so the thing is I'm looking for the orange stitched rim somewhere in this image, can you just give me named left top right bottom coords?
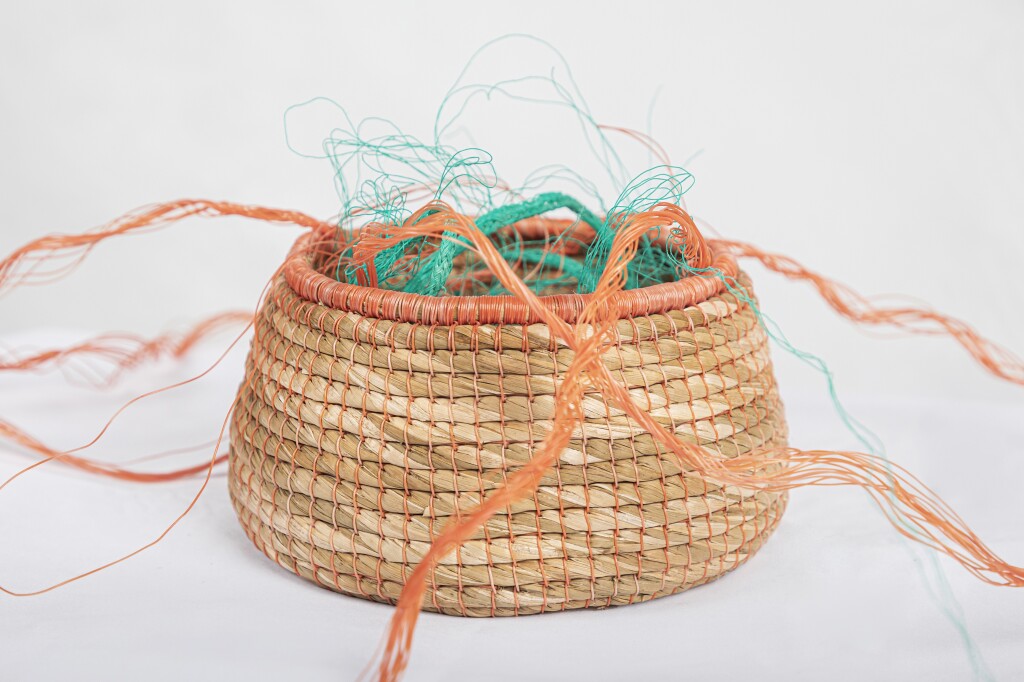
left=283, top=224, right=737, bottom=325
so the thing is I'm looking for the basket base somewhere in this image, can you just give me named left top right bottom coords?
left=229, top=478, right=787, bottom=618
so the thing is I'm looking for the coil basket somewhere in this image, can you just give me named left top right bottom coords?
left=228, top=222, right=789, bottom=616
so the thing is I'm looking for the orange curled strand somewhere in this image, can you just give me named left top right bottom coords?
left=0, top=420, right=229, bottom=483
left=0, top=200, right=336, bottom=295
left=712, top=239, right=1024, bottom=386
left=0, top=311, right=251, bottom=386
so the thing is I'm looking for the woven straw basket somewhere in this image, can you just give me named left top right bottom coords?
left=228, top=223, right=789, bottom=616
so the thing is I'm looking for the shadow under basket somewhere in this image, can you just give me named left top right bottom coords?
left=228, top=225, right=789, bottom=617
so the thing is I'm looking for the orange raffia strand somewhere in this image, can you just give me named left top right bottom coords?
left=0, top=389, right=237, bottom=597
left=0, top=418, right=229, bottom=483
left=0, top=308, right=258, bottom=485
left=367, top=205, right=1024, bottom=681
left=0, top=310, right=250, bottom=481
left=0, top=261, right=286, bottom=596
left=597, top=123, right=674, bottom=170
left=0, top=311, right=251, bottom=385
left=710, top=238, right=1024, bottom=385
left=0, top=199, right=338, bottom=295
left=0, top=201, right=336, bottom=481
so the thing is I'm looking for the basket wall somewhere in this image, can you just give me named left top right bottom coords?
left=228, top=272, right=788, bottom=616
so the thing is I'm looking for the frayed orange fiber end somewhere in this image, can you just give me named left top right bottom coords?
left=711, top=239, right=1024, bottom=386
left=0, top=311, right=251, bottom=386
left=0, top=200, right=335, bottom=295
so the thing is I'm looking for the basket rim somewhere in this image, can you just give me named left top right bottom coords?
left=282, top=224, right=737, bottom=325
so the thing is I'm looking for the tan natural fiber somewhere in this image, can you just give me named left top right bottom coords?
left=227, top=231, right=788, bottom=616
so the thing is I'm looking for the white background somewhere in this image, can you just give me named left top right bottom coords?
left=1, top=2, right=1023, bottom=680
